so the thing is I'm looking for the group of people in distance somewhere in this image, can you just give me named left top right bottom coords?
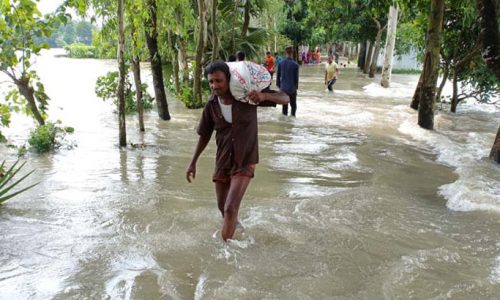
left=186, top=46, right=339, bottom=242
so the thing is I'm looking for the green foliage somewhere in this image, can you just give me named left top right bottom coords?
left=25, top=121, right=75, bottom=153
left=0, top=0, right=69, bottom=128
left=440, top=0, right=498, bottom=104
left=28, top=123, right=58, bottom=153
left=91, top=25, right=117, bottom=59
left=36, top=20, right=94, bottom=47
left=392, top=68, right=422, bottom=74
left=64, top=43, right=97, bottom=58
left=0, top=160, right=38, bottom=205
left=280, top=0, right=310, bottom=46
left=176, top=85, right=198, bottom=109
left=95, top=71, right=154, bottom=114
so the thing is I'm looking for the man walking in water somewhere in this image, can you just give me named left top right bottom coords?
left=277, top=45, right=299, bottom=116
left=325, top=55, right=339, bottom=92
left=186, top=61, right=289, bottom=241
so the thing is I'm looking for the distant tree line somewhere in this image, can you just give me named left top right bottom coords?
left=35, top=20, right=94, bottom=48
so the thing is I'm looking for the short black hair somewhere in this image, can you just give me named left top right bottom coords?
left=204, top=60, right=231, bottom=81
left=236, top=51, right=245, bottom=61
left=266, top=51, right=271, bottom=55
left=227, top=54, right=237, bottom=62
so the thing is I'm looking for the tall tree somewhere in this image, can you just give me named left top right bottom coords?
left=380, top=5, right=399, bottom=87
left=363, top=40, right=373, bottom=73
left=417, top=0, right=445, bottom=130
left=369, top=18, right=387, bottom=78
left=128, top=1, right=145, bottom=132
left=117, top=0, right=126, bottom=146
left=211, top=0, right=218, bottom=61
left=193, top=0, right=207, bottom=108
left=145, top=0, right=171, bottom=120
left=476, top=0, right=500, bottom=163
left=281, top=0, right=310, bottom=61
left=0, top=0, right=66, bottom=126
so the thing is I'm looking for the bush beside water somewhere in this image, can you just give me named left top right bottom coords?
left=64, top=43, right=97, bottom=58
left=28, top=122, right=75, bottom=154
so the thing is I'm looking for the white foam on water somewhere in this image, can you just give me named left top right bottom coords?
left=105, top=251, right=171, bottom=300
left=398, top=108, right=500, bottom=214
left=363, top=81, right=417, bottom=99
left=490, top=253, right=500, bottom=284
left=194, top=273, right=207, bottom=300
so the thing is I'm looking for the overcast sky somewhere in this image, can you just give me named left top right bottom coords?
left=37, top=0, right=64, bottom=14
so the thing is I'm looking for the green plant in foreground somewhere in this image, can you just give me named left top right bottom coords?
left=28, top=123, right=57, bottom=153
left=27, top=122, right=75, bottom=154
left=0, top=160, right=38, bottom=205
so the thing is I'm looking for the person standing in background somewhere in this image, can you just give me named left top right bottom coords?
left=265, top=51, right=276, bottom=81
left=274, top=52, right=283, bottom=67
left=325, top=55, right=339, bottom=92
left=236, top=51, right=245, bottom=61
left=277, top=45, right=299, bottom=116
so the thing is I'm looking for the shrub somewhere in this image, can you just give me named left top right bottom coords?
left=28, top=123, right=58, bottom=153
left=95, top=72, right=154, bottom=114
left=64, top=43, right=97, bottom=58
left=27, top=122, right=74, bottom=154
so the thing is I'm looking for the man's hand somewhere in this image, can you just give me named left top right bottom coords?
left=248, top=90, right=266, bottom=104
left=186, top=164, right=196, bottom=183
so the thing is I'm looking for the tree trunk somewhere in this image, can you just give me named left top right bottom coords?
left=345, top=42, right=350, bottom=59
left=145, top=0, right=171, bottom=120
left=381, top=5, right=399, bottom=87
left=358, top=41, right=367, bottom=69
left=364, top=42, right=373, bottom=74
left=178, top=37, right=189, bottom=85
left=417, top=0, right=444, bottom=130
left=230, top=0, right=239, bottom=54
left=211, top=0, right=218, bottom=61
left=476, top=0, right=500, bottom=162
left=167, top=31, right=180, bottom=94
left=130, top=13, right=144, bottom=132
left=241, top=0, right=250, bottom=38
left=117, top=0, right=126, bottom=146
left=490, top=126, right=500, bottom=163
left=369, top=20, right=387, bottom=78
left=193, top=0, right=207, bottom=107
left=15, top=77, right=45, bottom=126
left=410, top=72, right=423, bottom=110
left=450, top=70, right=459, bottom=113
left=477, top=0, right=500, bottom=80
left=132, top=59, right=144, bottom=131
left=435, top=60, right=449, bottom=104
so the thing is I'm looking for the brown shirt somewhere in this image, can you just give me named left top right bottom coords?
left=197, top=92, right=276, bottom=177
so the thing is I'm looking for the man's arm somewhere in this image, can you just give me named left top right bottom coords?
left=248, top=90, right=289, bottom=105
left=186, top=134, right=211, bottom=182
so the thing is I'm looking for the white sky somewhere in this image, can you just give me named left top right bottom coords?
left=37, top=0, right=64, bottom=15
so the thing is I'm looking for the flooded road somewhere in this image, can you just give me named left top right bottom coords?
left=1, top=50, right=499, bottom=299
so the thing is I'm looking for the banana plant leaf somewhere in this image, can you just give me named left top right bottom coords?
left=0, top=160, right=39, bottom=205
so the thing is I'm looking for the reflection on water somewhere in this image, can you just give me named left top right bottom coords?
left=1, top=49, right=500, bottom=299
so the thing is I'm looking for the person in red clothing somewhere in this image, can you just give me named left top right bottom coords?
left=186, top=60, right=289, bottom=241
left=265, top=51, right=276, bottom=80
